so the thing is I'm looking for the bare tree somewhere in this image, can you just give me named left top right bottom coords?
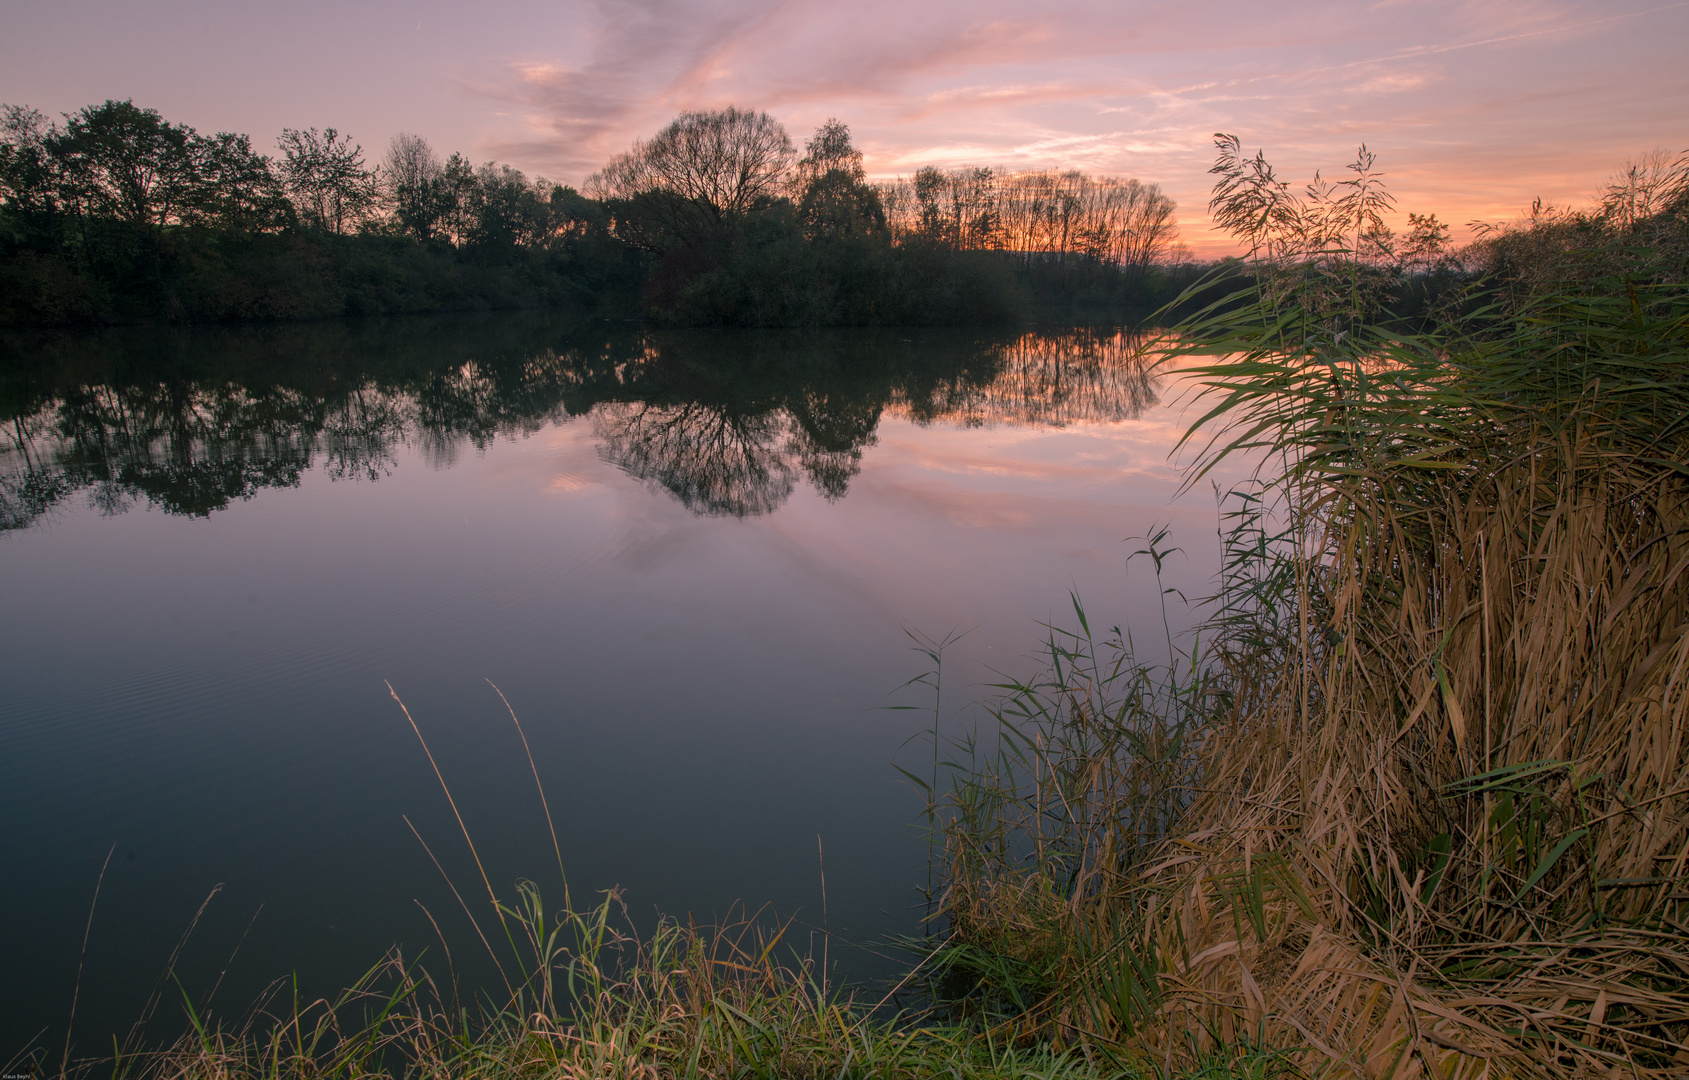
left=277, top=127, right=377, bottom=234
left=879, top=166, right=1177, bottom=269
left=384, top=132, right=453, bottom=241
left=587, top=107, right=793, bottom=251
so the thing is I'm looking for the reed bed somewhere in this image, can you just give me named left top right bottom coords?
left=925, top=141, right=1689, bottom=1077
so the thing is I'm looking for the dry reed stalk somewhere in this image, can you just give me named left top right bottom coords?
left=930, top=138, right=1689, bottom=1078
left=1120, top=437, right=1689, bottom=1078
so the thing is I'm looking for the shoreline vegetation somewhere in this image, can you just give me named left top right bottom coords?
left=10, top=136, right=1689, bottom=1079
left=0, top=102, right=1207, bottom=328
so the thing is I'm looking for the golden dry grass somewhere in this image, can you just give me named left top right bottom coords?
left=928, top=140, right=1689, bottom=1078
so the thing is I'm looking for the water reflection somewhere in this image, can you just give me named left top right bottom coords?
left=1, top=318, right=1157, bottom=528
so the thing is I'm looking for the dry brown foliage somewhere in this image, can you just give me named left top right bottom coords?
left=930, top=137, right=1689, bottom=1078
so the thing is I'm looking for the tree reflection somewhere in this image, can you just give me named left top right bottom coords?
left=116, top=457, right=307, bottom=516
left=0, top=317, right=1161, bottom=529
left=595, top=402, right=797, bottom=517
left=901, top=328, right=1159, bottom=427
left=590, top=332, right=900, bottom=516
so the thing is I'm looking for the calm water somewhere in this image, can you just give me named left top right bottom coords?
left=0, top=315, right=1224, bottom=1059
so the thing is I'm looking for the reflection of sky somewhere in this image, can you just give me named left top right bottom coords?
left=4, top=0, right=1685, bottom=254
left=0, top=368, right=1243, bottom=1051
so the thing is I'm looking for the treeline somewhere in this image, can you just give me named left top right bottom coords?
left=585, top=111, right=1190, bottom=325
left=879, top=166, right=1178, bottom=269
left=0, top=100, right=1194, bottom=327
left=0, top=100, right=635, bottom=325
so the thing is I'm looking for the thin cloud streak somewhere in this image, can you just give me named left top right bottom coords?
left=3, top=0, right=1681, bottom=255
left=465, top=0, right=1686, bottom=252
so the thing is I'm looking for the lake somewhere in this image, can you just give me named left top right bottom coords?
left=0, top=315, right=1226, bottom=1060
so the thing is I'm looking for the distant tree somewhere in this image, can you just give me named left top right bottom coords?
left=1395, top=211, right=1455, bottom=275
left=436, top=151, right=477, bottom=244
left=277, top=127, right=377, bottom=235
left=0, top=105, right=58, bottom=245
left=49, top=100, right=199, bottom=232
left=587, top=106, right=794, bottom=251
left=883, top=166, right=1177, bottom=269
left=184, top=131, right=291, bottom=232
left=548, top=182, right=604, bottom=236
left=384, top=132, right=454, bottom=242
left=907, top=166, right=1000, bottom=249
left=465, top=162, right=552, bottom=250
left=790, top=119, right=885, bottom=241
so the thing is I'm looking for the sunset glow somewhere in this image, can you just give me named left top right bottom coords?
left=4, top=0, right=1686, bottom=254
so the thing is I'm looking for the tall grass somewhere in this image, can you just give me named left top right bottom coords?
left=20, top=683, right=1198, bottom=1080
left=27, top=137, right=1687, bottom=1080
left=923, top=139, right=1689, bottom=1077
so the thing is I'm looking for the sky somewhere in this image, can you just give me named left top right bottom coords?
left=3, top=0, right=1686, bottom=254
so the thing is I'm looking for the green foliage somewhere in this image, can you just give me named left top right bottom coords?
left=0, top=102, right=643, bottom=326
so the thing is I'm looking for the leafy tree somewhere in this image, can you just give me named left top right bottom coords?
left=184, top=131, right=291, bottom=232
left=436, top=151, right=478, bottom=244
left=49, top=100, right=199, bottom=232
left=465, top=162, right=550, bottom=250
left=0, top=105, right=58, bottom=248
left=790, top=118, right=885, bottom=241
left=277, top=127, right=377, bottom=235
left=1395, top=212, right=1455, bottom=275
left=19, top=102, right=291, bottom=239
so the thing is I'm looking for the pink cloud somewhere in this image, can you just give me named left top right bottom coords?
left=11, top=0, right=1674, bottom=257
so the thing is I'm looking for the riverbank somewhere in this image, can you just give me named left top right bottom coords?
left=30, top=887, right=1287, bottom=1080
left=913, top=140, right=1689, bottom=1078
left=0, top=234, right=1207, bottom=329
left=16, top=139, right=1687, bottom=1080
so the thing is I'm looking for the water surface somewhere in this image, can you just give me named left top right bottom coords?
left=0, top=316, right=1223, bottom=1060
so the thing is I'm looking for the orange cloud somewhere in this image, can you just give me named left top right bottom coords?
left=460, top=0, right=1687, bottom=256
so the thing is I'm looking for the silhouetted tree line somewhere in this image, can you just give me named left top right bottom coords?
left=587, top=110, right=1194, bottom=325
left=879, top=167, right=1179, bottom=270
left=0, top=316, right=1157, bottom=525
left=0, top=100, right=637, bottom=325
left=0, top=100, right=1197, bottom=327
